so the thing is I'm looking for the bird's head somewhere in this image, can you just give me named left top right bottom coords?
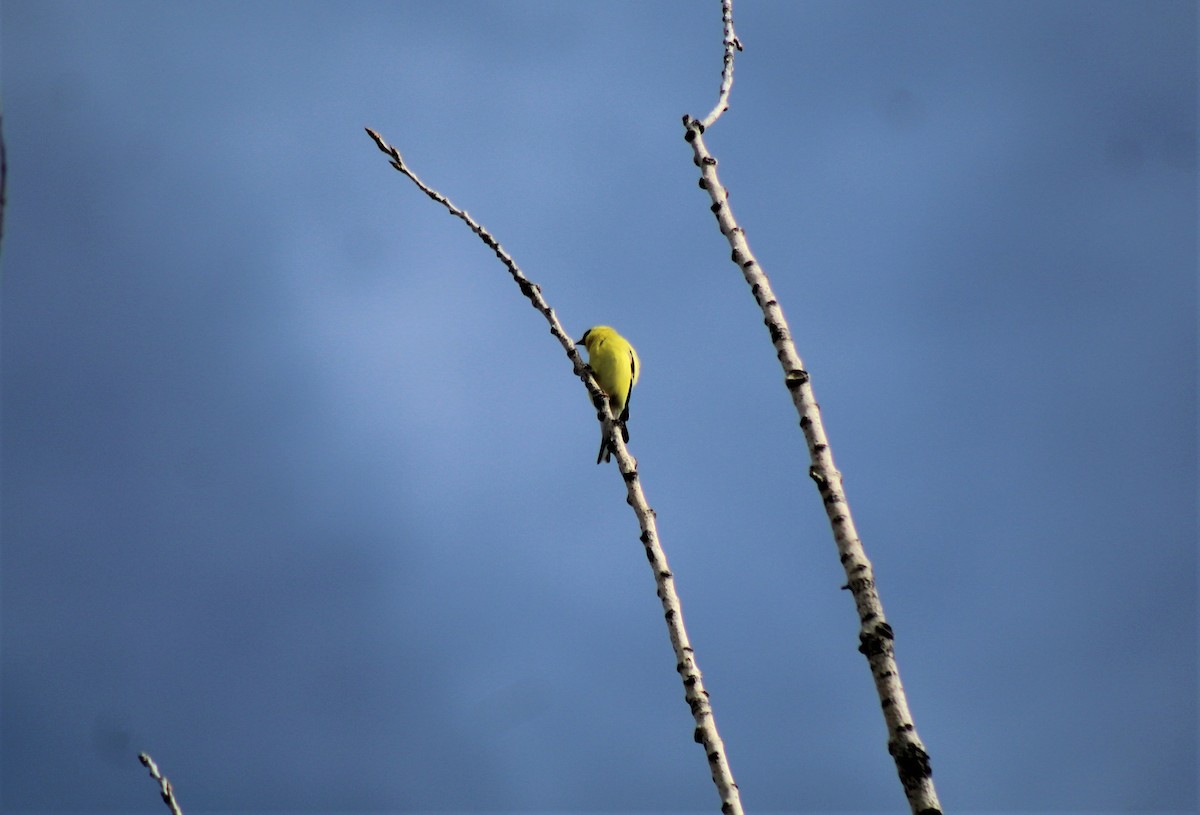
left=576, top=325, right=616, bottom=352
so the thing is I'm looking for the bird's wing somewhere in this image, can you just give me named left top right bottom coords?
left=618, top=347, right=635, bottom=423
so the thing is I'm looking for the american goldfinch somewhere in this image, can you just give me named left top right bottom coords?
left=576, top=325, right=640, bottom=464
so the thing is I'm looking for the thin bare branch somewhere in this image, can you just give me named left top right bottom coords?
left=698, top=0, right=743, bottom=129
left=364, top=128, right=587, bottom=380
left=138, top=752, right=185, bottom=815
left=364, top=127, right=745, bottom=815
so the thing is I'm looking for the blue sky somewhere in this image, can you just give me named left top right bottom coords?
left=2, top=2, right=1196, bottom=813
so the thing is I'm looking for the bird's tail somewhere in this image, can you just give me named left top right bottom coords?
left=596, top=420, right=630, bottom=464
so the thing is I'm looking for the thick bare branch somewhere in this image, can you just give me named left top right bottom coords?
left=679, top=111, right=943, bottom=815
left=681, top=3, right=943, bottom=810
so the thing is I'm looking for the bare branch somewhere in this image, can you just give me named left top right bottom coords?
left=138, top=753, right=185, bottom=815
left=680, top=107, right=943, bottom=815
left=697, top=0, right=743, bottom=129
left=681, top=3, right=943, bottom=807
left=364, top=128, right=746, bottom=815
left=363, top=128, right=591, bottom=384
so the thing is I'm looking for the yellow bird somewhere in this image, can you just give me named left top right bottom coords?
left=576, top=325, right=640, bottom=464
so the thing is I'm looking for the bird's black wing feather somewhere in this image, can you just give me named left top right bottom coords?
left=618, top=347, right=636, bottom=423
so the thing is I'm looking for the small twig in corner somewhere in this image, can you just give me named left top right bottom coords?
left=138, top=752, right=185, bottom=815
